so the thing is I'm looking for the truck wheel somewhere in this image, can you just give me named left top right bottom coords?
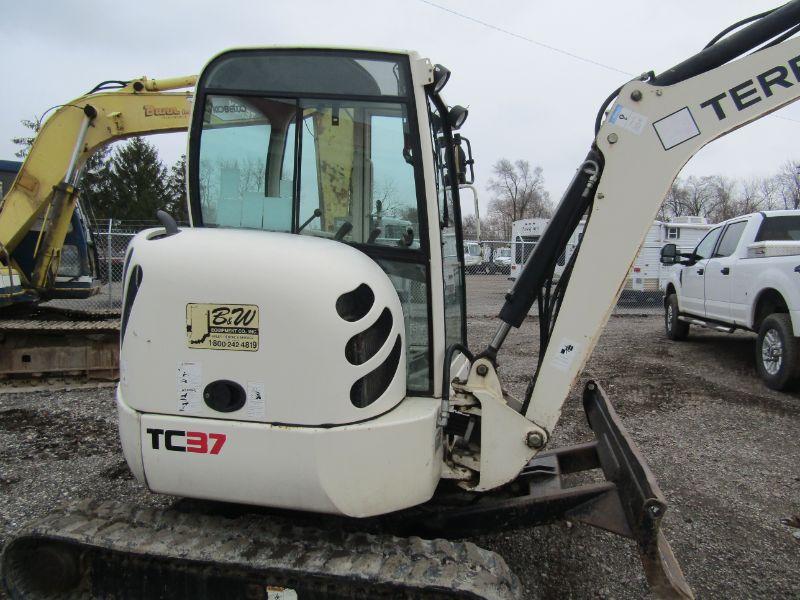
left=665, top=294, right=689, bottom=341
left=756, top=313, right=800, bottom=391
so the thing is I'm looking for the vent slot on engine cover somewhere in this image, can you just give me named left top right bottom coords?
left=336, top=283, right=374, bottom=322
left=350, top=335, right=402, bottom=408
left=345, top=308, right=392, bottom=365
left=120, top=264, right=142, bottom=345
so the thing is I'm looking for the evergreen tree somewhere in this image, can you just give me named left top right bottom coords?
left=166, top=154, right=189, bottom=222
left=77, top=145, right=113, bottom=219
left=95, top=137, right=170, bottom=221
left=11, top=118, right=40, bottom=158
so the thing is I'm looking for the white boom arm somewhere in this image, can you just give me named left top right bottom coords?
left=451, top=23, right=800, bottom=493
left=529, top=36, right=800, bottom=432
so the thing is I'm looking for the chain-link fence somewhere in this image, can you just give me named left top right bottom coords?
left=464, top=240, right=663, bottom=313
left=41, top=220, right=150, bottom=313
left=92, top=223, right=140, bottom=311
left=45, top=229, right=665, bottom=315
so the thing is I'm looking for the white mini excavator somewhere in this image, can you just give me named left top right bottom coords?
left=5, top=2, right=800, bottom=598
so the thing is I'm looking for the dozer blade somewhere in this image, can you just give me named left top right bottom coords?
left=1, top=499, right=521, bottom=600
left=393, top=381, right=693, bottom=600
left=576, top=381, right=693, bottom=600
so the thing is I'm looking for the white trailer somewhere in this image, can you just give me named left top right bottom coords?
left=510, top=216, right=712, bottom=295
left=626, top=216, right=712, bottom=298
left=510, top=218, right=549, bottom=280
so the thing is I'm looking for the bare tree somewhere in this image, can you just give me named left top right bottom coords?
left=659, top=179, right=690, bottom=220
left=738, top=178, right=764, bottom=215
left=705, top=175, right=737, bottom=222
left=486, top=159, right=551, bottom=239
left=683, top=176, right=714, bottom=217
left=775, top=160, right=800, bottom=209
left=758, top=176, right=777, bottom=210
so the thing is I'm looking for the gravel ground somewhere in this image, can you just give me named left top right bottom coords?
left=1, top=277, right=798, bottom=598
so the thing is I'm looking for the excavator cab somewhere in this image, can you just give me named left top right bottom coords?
left=106, top=48, right=480, bottom=518
left=187, top=48, right=470, bottom=396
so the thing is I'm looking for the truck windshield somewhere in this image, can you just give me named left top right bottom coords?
left=755, top=216, right=800, bottom=241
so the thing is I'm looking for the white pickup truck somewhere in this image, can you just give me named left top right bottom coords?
left=660, top=210, right=800, bottom=390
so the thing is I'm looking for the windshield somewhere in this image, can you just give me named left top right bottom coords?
left=496, top=248, right=510, bottom=258
left=756, top=216, right=800, bottom=241
left=198, top=95, right=421, bottom=249
left=465, top=243, right=481, bottom=256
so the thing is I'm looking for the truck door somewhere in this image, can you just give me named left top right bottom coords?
left=705, top=220, right=747, bottom=322
left=680, top=226, right=721, bottom=316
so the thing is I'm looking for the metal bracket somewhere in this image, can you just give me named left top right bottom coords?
left=448, top=358, right=546, bottom=492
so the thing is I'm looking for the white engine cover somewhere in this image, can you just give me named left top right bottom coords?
left=117, top=390, right=442, bottom=517
left=120, top=228, right=406, bottom=426
left=116, top=227, right=443, bottom=515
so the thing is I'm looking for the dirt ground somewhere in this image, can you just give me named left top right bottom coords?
left=1, top=276, right=798, bottom=598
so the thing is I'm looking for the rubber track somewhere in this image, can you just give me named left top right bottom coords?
left=2, top=500, right=521, bottom=600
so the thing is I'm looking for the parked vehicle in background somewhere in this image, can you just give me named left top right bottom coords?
left=661, top=210, right=800, bottom=390
left=463, top=240, right=482, bottom=272
left=510, top=218, right=548, bottom=279
left=493, top=246, right=511, bottom=274
left=623, top=216, right=712, bottom=304
left=510, top=216, right=710, bottom=292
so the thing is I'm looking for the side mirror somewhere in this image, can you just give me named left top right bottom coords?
left=660, top=243, right=678, bottom=265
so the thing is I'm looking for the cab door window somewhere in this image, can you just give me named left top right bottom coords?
left=693, top=227, right=722, bottom=260
left=714, top=221, right=746, bottom=257
left=428, top=98, right=465, bottom=349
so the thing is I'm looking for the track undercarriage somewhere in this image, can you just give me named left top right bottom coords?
left=1, top=383, right=691, bottom=599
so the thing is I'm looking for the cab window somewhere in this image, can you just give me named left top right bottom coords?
left=755, top=215, right=800, bottom=241
left=428, top=96, right=465, bottom=350
left=714, top=221, right=747, bottom=257
left=693, top=227, right=722, bottom=260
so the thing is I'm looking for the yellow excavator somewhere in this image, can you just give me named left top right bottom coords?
left=0, top=75, right=195, bottom=306
left=0, top=76, right=195, bottom=378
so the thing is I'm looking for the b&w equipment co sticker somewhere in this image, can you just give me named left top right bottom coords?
left=608, top=105, right=647, bottom=135
left=551, top=338, right=581, bottom=372
left=246, top=382, right=266, bottom=418
left=177, top=361, right=202, bottom=413
left=653, top=107, right=701, bottom=150
left=186, top=303, right=259, bottom=351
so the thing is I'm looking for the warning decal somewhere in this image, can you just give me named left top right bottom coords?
left=550, top=338, right=581, bottom=372
left=186, top=303, right=259, bottom=351
left=608, top=104, right=647, bottom=135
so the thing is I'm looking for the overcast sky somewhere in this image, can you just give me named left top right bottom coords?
left=2, top=0, right=799, bottom=219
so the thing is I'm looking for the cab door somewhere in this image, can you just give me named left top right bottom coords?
left=427, top=97, right=466, bottom=354
left=705, top=220, right=746, bottom=322
left=680, top=226, right=722, bottom=316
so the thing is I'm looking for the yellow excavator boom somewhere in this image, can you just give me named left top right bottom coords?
left=0, top=75, right=196, bottom=303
